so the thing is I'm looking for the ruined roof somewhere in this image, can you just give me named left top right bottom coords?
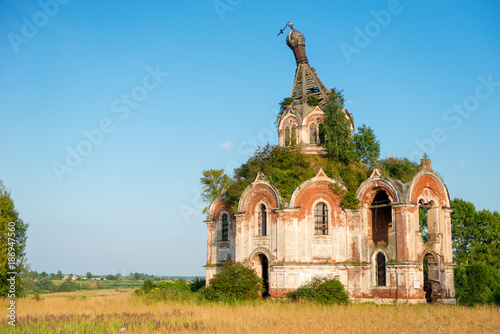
left=278, top=23, right=330, bottom=125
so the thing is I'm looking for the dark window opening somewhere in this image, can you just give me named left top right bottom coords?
left=260, top=204, right=267, bottom=236
left=419, top=199, right=435, bottom=242
left=371, top=190, right=392, bottom=244
left=285, top=126, right=290, bottom=147
left=314, top=202, right=328, bottom=235
left=309, top=123, right=318, bottom=144
left=376, top=252, right=386, bottom=287
left=418, top=203, right=429, bottom=242
left=221, top=213, right=229, bottom=241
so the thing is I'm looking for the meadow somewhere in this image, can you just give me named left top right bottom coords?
left=1, top=289, right=500, bottom=333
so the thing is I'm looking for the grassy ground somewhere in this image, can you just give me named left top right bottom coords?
left=1, top=289, right=499, bottom=333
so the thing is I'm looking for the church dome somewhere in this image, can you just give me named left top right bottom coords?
left=286, top=23, right=305, bottom=49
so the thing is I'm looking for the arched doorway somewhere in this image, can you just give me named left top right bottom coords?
left=423, top=253, right=439, bottom=303
left=260, top=254, right=269, bottom=297
left=251, top=253, right=270, bottom=297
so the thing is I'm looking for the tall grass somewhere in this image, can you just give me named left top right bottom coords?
left=1, top=290, right=499, bottom=333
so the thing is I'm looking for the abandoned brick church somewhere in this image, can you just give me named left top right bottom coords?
left=205, top=23, right=456, bottom=304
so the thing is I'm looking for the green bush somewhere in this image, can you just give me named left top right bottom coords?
left=306, top=95, right=320, bottom=106
left=139, top=279, right=156, bottom=293
left=57, top=280, right=78, bottom=292
left=33, top=290, right=44, bottom=301
left=203, top=262, right=263, bottom=302
left=189, top=277, right=206, bottom=292
left=286, top=275, right=350, bottom=305
left=155, top=280, right=191, bottom=292
left=377, top=157, right=421, bottom=183
left=34, top=277, right=55, bottom=292
left=134, top=279, right=196, bottom=302
left=78, top=282, right=92, bottom=290
left=279, top=97, right=294, bottom=113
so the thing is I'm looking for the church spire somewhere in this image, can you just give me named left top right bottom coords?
left=277, top=23, right=352, bottom=155
left=285, top=23, right=328, bottom=106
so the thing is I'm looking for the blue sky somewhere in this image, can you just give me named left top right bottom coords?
left=1, top=0, right=499, bottom=276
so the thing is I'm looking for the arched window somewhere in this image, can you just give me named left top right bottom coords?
left=371, top=190, right=392, bottom=244
left=291, top=124, right=297, bottom=145
left=259, top=204, right=267, bottom=236
left=419, top=199, right=435, bottom=242
left=314, top=202, right=328, bottom=235
left=309, top=122, right=318, bottom=144
left=285, top=126, right=290, bottom=147
left=221, top=213, right=229, bottom=241
left=376, top=252, right=386, bottom=286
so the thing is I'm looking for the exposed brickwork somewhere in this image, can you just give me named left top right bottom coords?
left=410, top=173, right=450, bottom=207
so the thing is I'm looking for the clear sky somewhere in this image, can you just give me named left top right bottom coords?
left=1, top=0, right=499, bottom=276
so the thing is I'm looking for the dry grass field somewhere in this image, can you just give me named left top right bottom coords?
left=1, top=289, right=500, bottom=333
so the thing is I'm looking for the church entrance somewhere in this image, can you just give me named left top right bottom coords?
left=251, top=253, right=270, bottom=297
left=423, top=253, right=440, bottom=303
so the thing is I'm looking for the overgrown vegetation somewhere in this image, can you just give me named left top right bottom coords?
left=279, top=97, right=294, bottom=113
left=353, top=124, right=380, bottom=168
left=225, top=145, right=315, bottom=211
left=201, top=88, right=429, bottom=212
left=203, top=262, right=263, bottom=302
left=200, top=169, right=232, bottom=214
left=377, top=156, right=421, bottom=183
left=286, top=275, right=350, bottom=305
left=319, top=89, right=353, bottom=164
left=306, top=95, right=320, bottom=106
left=132, top=277, right=205, bottom=304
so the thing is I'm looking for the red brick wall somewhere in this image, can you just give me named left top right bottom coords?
left=410, top=174, right=449, bottom=207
